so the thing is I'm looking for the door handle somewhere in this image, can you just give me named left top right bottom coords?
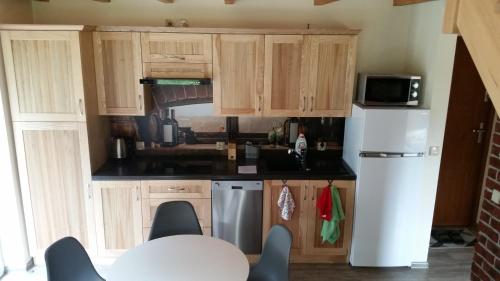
left=472, top=129, right=487, bottom=144
left=473, top=122, right=487, bottom=144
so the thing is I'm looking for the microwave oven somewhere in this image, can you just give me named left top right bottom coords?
left=357, top=74, right=421, bottom=106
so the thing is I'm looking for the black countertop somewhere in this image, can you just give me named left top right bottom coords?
left=92, top=150, right=356, bottom=181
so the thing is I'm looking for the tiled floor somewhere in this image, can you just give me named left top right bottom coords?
left=1, top=248, right=472, bottom=281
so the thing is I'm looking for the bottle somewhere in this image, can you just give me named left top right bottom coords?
left=162, top=109, right=174, bottom=146
left=295, top=133, right=307, bottom=156
left=170, top=109, right=179, bottom=146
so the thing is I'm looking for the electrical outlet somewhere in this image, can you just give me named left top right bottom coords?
left=429, top=146, right=440, bottom=156
left=492, top=190, right=500, bottom=205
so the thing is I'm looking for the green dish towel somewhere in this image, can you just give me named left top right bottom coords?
left=321, top=185, right=345, bottom=244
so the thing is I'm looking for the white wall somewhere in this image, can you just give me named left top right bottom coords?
left=405, top=0, right=458, bottom=263
left=0, top=0, right=32, bottom=270
left=32, top=0, right=414, bottom=74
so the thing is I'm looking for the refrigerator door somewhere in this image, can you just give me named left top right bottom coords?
left=350, top=156, right=423, bottom=267
left=361, top=108, right=430, bottom=153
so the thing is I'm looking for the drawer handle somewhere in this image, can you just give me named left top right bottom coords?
left=167, top=187, right=186, bottom=191
left=167, top=55, right=186, bottom=61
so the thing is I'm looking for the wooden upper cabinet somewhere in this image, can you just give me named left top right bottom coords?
left=141, top=33, right=213, bottom=79
left=304, top=35, right=357, bottom=117
left=1, top=31, right=86, bottom=121
left=93, top=181, right=143, bottom=257
left=263, top=35, right=308, bottom=116
left=141, top=33, right=212, bottom=63
left=93, top=32, right=146, bottom=116
left=213, top=34, right=264, bottom=116
left=13, top=122, right=95, bottom=258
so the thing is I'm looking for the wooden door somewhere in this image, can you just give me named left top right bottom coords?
left=1, top=31, right=86, bottom=121
left=213, top=34, right=265, bottom=116
left=304, top=180, right=355, bottom=261
left=93, top=32, right=145, bottom=116
left=263, top=180, right=308, bottom=256
left=13, top=122, right=95, bottom=258
left=263, top=35, right=308, bottom=116
left=305, top=35, right=357, bottom=117
left=433, top=37, right=494, bottom=227
left=93, top=181, right=143, bottom=257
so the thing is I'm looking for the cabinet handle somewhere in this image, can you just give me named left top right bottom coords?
left=139, top=94, right=143, bottom=110
left=304, top=186, right=307, bottom=200
left=303, top=96, right=306, bottom=112
left=310, top=97, right=314, bottom=112
left=166, top=55, right=186, bottom=61
left=79, top=99, right=84, bottom=115
left=258, top=96, right=262, bottom=112
left=312, top=186, right=315, bottom=200
left=136, top=186, right=140, bottom=201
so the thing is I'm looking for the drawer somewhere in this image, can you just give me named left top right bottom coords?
left=143, top=226, right=211, bottom=242
left=142, top=198, right=212, bottom=228
left=141, top=180, right=211, bottom=199
left=143, top=62, right=212, bottom=79
left=141, top=33, right=212, bottom=63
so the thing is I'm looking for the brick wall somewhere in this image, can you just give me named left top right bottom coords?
left=471, top=116, right=500, bottom=281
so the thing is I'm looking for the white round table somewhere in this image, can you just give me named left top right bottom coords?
left=107, top=235, right=249, bottom=281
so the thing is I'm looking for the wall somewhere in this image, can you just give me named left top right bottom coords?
left=0, top=0, right=32, bottom=24
left=32, top=0, right=414, bottom=74
left=0, top=0, right=32, bottom=270
left=472, top=116, right=500, bottom=281
left=405, top=1, right=458, bottom=264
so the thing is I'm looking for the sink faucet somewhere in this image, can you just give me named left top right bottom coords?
left=288, top=148, right=307, bottom=170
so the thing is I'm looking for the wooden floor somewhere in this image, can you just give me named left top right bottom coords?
left=290, top=248, right=473, bottom=281
left=2, top=248, right=472, bottom=281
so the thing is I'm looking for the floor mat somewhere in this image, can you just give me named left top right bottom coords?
left=430, top=228, right=476, bottom=248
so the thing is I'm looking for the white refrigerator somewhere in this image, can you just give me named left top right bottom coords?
left=343, top=104, right=430, bottom=267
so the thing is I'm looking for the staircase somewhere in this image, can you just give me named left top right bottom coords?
left=445, top=0, right=500, bottom=112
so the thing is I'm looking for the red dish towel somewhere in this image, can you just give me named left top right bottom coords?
left=316, top=186, right=332, bottom=221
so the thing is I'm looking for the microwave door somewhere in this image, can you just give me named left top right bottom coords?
left=365, top=78, right=411, bottom=104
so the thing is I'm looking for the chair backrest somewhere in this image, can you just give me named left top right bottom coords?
left=252, top=224, right=293, bottom=281
left=45, top=237, right=105, bottom=281
left=148, top=201, right=203, bottom=241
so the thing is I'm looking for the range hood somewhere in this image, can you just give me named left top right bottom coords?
left=140, top=78, right=212, bottom=86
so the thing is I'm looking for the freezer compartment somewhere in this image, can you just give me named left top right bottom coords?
left=212, top=181, right=263, bottom=255
left=350, top=157, right=424, bottom=267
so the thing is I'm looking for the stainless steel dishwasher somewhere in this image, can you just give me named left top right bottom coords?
left=212, top=180, right=263, bottom=255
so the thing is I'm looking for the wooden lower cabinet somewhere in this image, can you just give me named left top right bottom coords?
left=263, top=179, right=355, bottom=263
left=93, top=181, right=143, bottom=257
left=141, top=180, right=212, bottom=241
left=13, top=122, right=95, bottom=260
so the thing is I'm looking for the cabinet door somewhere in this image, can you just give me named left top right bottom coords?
left=305, top=35, right=357, bottom=117
left=263, top=35, right=308, bottom=116
left=304, top=180, right=355, bottom=259
left=13, top=122, right=95, bottom=259
left=141, top=33, right=212, bottom=63
left=263, top=180, right=308, bottom=256
left=93, top=32, right=145, bottom=116
left=1, top=31, right=86, bottom=121
left=213, top=34, right=264, bottom=116
left=93, top=181, right=143, bottom=257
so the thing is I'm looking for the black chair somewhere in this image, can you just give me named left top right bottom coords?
left=148, top=200, right=203, bottom=241
left=248, top=224, right=293, bottom=281
left=45, top=237, right=105, bottom=281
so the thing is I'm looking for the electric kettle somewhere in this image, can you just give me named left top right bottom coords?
left=111, top=138, right=128, bottom=159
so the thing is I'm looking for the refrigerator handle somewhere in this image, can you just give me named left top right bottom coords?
left=359, top=152, right=425, bottom=158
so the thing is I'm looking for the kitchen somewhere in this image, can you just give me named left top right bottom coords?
left=0, top=0, right=498, bottom=281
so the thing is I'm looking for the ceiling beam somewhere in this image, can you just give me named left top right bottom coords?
left=314, top=0, right=339, bottom=5
left=393, top=0, right=434, bottom=6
